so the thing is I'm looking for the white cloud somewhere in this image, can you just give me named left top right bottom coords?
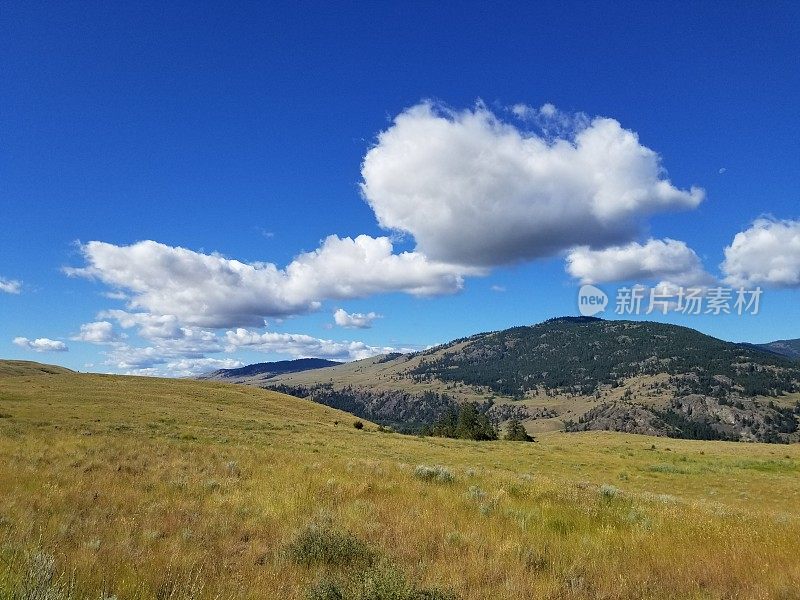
left=66, top=236, right=470, bottom=328
left=224, top=328, right=409, bottom=361
left=102, top=290, right=128, bottom=300
left=566, top=238, right=713, bottom=286
left=163, top=357, right=244, bottom=377
left=115, top=355, right=243, bottom=377
left=333, top=308, right=381, bottom=329
left=722, top=218, right=800, bottom=287
left=72, top=321, right=123, bottom=344
left=99, top=310, right=184, bottom=339
left=100, top=332, right=226, bottom=371
left=0, top=278, right=21, bottom=294
left=361, top=101, right=703, bottom=267
left=490, top=285, right=506, bottom=292
left=13, top=337, right=68, bottom=352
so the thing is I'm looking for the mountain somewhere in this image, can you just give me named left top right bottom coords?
left=0, top=359, right=74, bottom=377
left=197, top=357, right=340, bottom=382
left=756, top=339, right=800, bottom=360
left=257, top=317, right=800, bottom=443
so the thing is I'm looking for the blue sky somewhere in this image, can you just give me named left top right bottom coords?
left=2, top=1, right=799, bottom=375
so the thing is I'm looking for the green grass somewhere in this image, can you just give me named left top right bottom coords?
left=0, top=368, right=799, bottom=599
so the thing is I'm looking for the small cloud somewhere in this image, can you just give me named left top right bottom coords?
left=71, top=321, right=124, bottom=344
left=490, top=285, right=506, bottom=293
left=0, top=278, right=22, bottom=294
left=224, top=327, right=408, bottom=361
left=333, top=308, right=381, bottom=329
left=13, top=337, right=68, bottom=352
left=103, top=290, right=128, bottom=300
left=718, top=167, right=727, bottom=174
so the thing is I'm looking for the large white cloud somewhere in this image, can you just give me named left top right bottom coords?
left=224, top=328, right=410, bottom=361
left=66, top=236, right=470, bottom=328
left=722, top=218, right=800, bottom=287
left=566, top=238, right=713, bottom=286
left=333, top=308, right=381, bottom=329
left=361, top=102, right=704, bottom=267
left=13, top=337, right=68, bottom=352
left=0, top=278, right=21, bottom=294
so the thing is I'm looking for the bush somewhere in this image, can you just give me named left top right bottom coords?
left=413, top=465, right=455, bottom=484
left=353, top=421, right=364, bottom=430
left=600, top=484, right=621, bottom=498
left=287, top=524, right=375, bottom=567
left=306, top=578, right=344, bottom=600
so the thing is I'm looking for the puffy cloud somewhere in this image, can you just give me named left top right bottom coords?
left=224, top=328, right=410, bottom=361
left=163, top=357, right=244, bottom=377
left=566, top=239, right=713, bottom=286
left=72, top=321, right=123, bottom=344
left=99, top=310, right=184, bottom=339
left=109, top=352, right=243, bottom=377
left=13, top=337, right=68, bottom=352
left=0, top=278, right=21, bottom=294
left=66, top=236, right=470, bottom=328
left=722, top=218, right=800, bottom=287
left=333, top=308, right=381, bottom=329
left=100, top=332, right=226, bottom=371
left=361, top=101, right=703, bottom=267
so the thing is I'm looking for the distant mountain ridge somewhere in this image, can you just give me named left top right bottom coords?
left=247, top=318, right=800, bottom=443
left=756, top=339, right=800, bottom=360
left=197, top=358, right=340, bottom=382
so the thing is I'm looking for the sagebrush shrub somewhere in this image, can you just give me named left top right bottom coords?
left=413, top=465, right=454, bottom=484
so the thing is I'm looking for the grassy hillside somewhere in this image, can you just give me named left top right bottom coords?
left=1, top=366, right=800, bottom=599
left=265, top=318, right=800, bottom=442
left=0, top=360, right=73, bottom=377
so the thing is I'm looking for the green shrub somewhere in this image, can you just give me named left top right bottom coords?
left=287, top=524, right=375, bottom=567
left=353, top=421, right=364, bottom=430
left=306, top=578, right=344, bottom=600
left=306, top=564, right=457, bottom=600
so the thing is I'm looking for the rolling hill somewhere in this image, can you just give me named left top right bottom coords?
left=757, top=338, right=800, bottom=360
left=1, top=360, right=799, bottom=599
left=0, top=359, right=73, bottom=377
left=197, top=357, right=340, bottom=382
left=260, top=318, right=800, bottom=443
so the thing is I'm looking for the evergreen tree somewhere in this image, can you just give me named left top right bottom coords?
left=504, top=418, right=534, bottom=442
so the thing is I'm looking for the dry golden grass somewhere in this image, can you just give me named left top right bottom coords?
left=1, top=370, right=799, bottom=599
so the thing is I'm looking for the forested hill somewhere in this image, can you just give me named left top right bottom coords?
left=409, top=317, right=800, bottom=398
left=244, top=317, right=800, bottom=443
